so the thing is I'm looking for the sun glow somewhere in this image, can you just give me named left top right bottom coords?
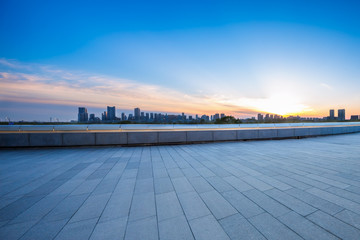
left=253, top=96, right=310, bottom=116
left=217, top=92, right=312, bottom=117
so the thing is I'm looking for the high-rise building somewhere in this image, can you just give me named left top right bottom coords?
left=89, top=114, right=95, bottom=121
left=101, top=111, right=107, bottom=121
left=350, top=115, right=359, bottom=121
left=201, top=115, right=210, bottom=121
left=141, top=112, right=145, bottom=121
left=78, top=107, right=88, bottom=122
left=121, top=112, right=126, bottom=121
left=220, top=113, right=225, bottom=119
left=150, top=113, right=154, bottom=120
left=146, top=113, right=149, bottom=121
left=214, top=113, right=220, bottom=120
left=258, top=114, right=264, bottom=121
left=338, top=109, right=345, bottom=121
left=134, top=108, right=140, bottom=121
left=107, top=106, right=116, bottom=120
left=329, top=109, right=335, bottom=120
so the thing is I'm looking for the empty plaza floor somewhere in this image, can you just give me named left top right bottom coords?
left=1, top=134, right=360, bottom=240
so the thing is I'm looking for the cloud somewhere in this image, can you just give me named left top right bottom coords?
left=0, top=59, right=247, bottom=115
left=0, top=58, right=313, bottom=117
left=320, top=83, right=332, bottom=90
left=0, top=58, right=33, bottom=70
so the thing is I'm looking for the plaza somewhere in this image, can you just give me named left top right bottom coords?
left=1, top=133, right=360, bottom=239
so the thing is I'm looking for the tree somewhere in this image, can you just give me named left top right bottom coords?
left=215, top=116, right=241, bottom=124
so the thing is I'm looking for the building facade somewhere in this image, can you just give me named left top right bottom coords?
left=134, top=108, right=140, bottom=121
left=78, top=107, right=88, bottom=122
left=107, top=106, right=116, bottom=121
left=338, top=109, right=346, bottom=121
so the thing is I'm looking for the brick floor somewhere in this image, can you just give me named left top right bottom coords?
left=1, top=133, right=360, bottom=239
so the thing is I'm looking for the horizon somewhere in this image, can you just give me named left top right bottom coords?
left=1, top=1, right=360, bottom=121
left=0, top=103, right=350, bottom=123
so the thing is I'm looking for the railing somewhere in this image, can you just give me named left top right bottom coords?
left=0, top=122, right=359, bottom=132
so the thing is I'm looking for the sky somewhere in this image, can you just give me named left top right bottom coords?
left=1, top=0, right=360, bottom=121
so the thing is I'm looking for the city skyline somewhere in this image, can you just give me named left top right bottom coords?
left=73, top=105, right=356, bottom=124
left=1, top=1, right=360, bottom=121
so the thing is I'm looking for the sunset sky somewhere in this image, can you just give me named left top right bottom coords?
left=1, top=1, right=360, bottom=121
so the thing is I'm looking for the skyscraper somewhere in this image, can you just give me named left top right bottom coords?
left=107, top=106, right=116, bottom=120
left=338, top=109, right=345, bottom=121
left=221, top=113, right=225, bottom=119
left=121, top=112, right=126, bottom=121
left=141, top=112, right=145, bottom=121
left=101, top=111, right=107, bottom=121
left=214, top=113, right=220, bottom=120
left=78, top=107, right=88, bottom=122
left=134, top=108, right=140, bottom=121
left=350, top=115, right=359, bottom=121
left=258, top=114, right=264, bottom=121
left=329, top=109, right=335, bottom=120
left=265, top=114, right=269, bottom=121
left=89, top=114, right=95, bottom=121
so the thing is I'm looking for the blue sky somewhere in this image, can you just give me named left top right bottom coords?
left=1, top=0, right=360, bottom=121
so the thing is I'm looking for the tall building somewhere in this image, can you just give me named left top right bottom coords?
left=329, top=109, right=335, bottom=120
left=107, top=106, right=116, bottom=120
left=134, top=108, right=140, bottom=121
left=350, top=115, right=359, bottom=121
left=221, top=113, right=225, bottom=119
left=121, top=112, right=126, bottom=121
left=150, top=113, right=154, bottom=120
left=338, top=109, right=345, bottom=121
left=89, top=114, right=95, bottom=121
left=201, top=115, right=210, bottom=121
left=78, top=107, right=88, bottom=122
left=101, top=111, right=107, bottom=121
left=258, top=114, right=264, bottom=121
left=214, top=113, right=220, bottom=120
left=141, top=112, right=145, bottom=121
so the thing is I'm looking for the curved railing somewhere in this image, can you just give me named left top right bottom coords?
left=0, top=122, right=359, bottom=132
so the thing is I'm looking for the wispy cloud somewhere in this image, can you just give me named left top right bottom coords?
left=0, top=58, right=312, bottom=117
left=320, top=82, right=332, bottom=90
left=0, top=59, right=239, bottom=115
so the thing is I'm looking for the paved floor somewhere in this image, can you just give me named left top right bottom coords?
left=1, top=134, right=360, bottom=240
